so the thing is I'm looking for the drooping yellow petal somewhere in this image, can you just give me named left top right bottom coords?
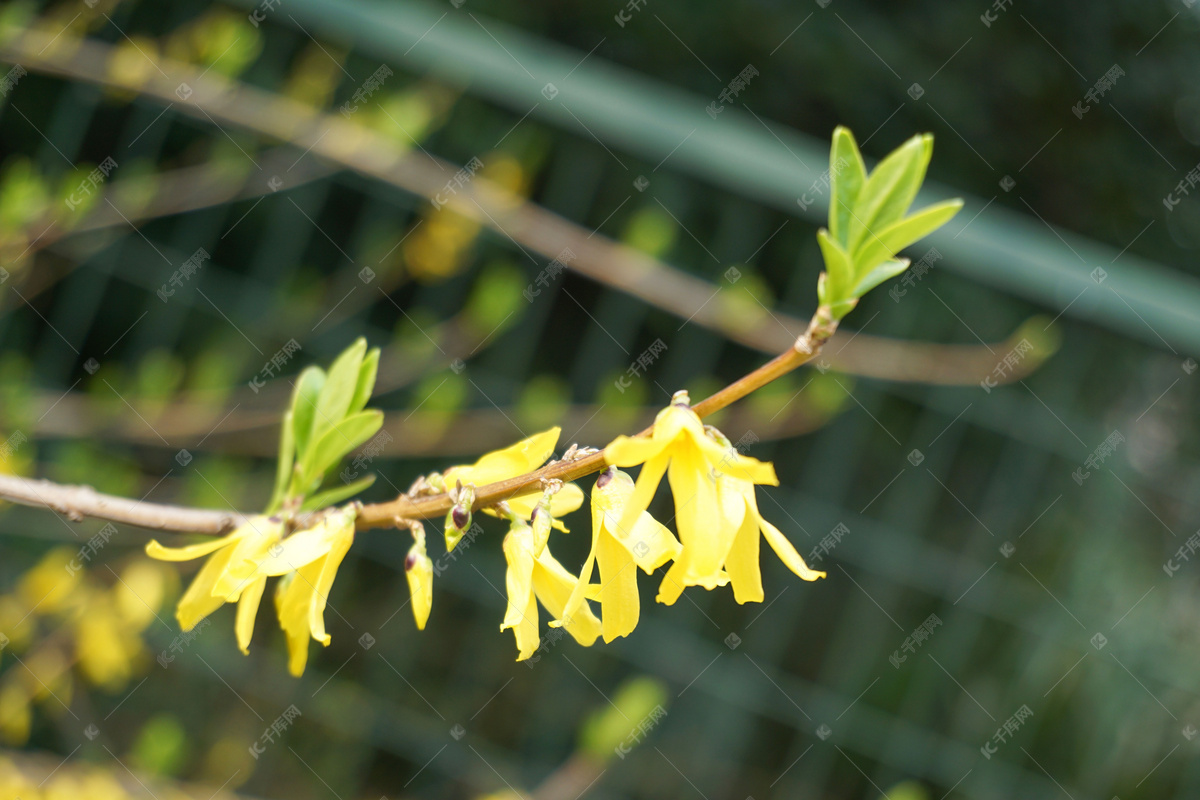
left=275, top=573, right=313, bottom=677
left=307, top=526, right=355, bottom=645
left=513, top=591, right=540, bottom=661
left=445, top=427, right=561, bottom=487
left=760, top=519, right=825, bottom=582
left=655, top=558, right=688, bottom=606
left=175, top=546, right=237, bottom=631
left=559, top=531, right=598, bottom=629
left=501, top=524, right=537, bottom=639
left=596, top=529, right=639, bottom=642
left=534, top=548, right=601, bottom=647
left=722, top=498, right=764, bottom=604
left=235, top=575, right=267, bottom=654
left=667, top=442, right=723, bottom=585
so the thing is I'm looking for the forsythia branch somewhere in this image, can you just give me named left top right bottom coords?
left=0, top=309, right=838, bottom=536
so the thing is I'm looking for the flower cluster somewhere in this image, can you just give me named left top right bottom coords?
left=147, top=508, right=357, bottom=676
left=430, top=393, right=824, bottom=662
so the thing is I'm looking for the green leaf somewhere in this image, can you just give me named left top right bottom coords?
left=852, top=258, right=911, bottom=298
left=290, top=366, right=326, bottom=459
left=300, top=409, right=384, bottom=491
left=816, top=229, right=854, bottom=305
left=851, top=199, right=963, bottom=279
left=266, top=409, right=295, bottom=514
left=349, top=347, right=380, bottom=414
left=300, top=474, right=377, bottom=512
left=312, top=338, right=367, bottom=443
left=828, top=126, right=868, bottom=247
left=846, top=134, right=931, bottom=256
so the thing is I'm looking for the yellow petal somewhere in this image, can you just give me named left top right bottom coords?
left=275, top=567, right=317, bottom=675
left=604, top=433, right=666, bottom=467
left=214, top=519, right=284, bottom=600
left=307, top=526, right=355, bottom=645
left=175, top=544, right=238, bottom=631
left=694, top=434, right=779, bottom=485
left=445, top=427, right=561, bottom=487
left=626, top=511, right=682, bottom=573
left=615, top=452, right=669, bottom=537
left=596, top=529, right=640, bottom=642
left=512, top=590, right=540, bottom=661
left=146, top=531, right=239, bottom=562
left=559, top=532, right=598, bottom=630
left=534, top=548, right=601, bottom=647
left=667, top=442, right=723, bottom=583
left=655, top=558, right=688, bottom=606
left=723, top=498, right=764, bottom=604
left=761, top=519, right=825, bottom=582
left=235, top=575, right=267, bottom=654
left=254, top=522, right=337, bottom=577
left=501, top=525, right=536, bottom=634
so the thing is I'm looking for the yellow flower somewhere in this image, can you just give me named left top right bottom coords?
left=560, top=468, right=680, bottom=642
left=146, top=516, right=283, bottom=653
left=74, top=594, right=141, bottom=691
left=444, top=427, right=583, bottom=537
left=405, top=527, right=433, bottom=630
left=259, top=508, right=357, bottom=676
left=604, top=393, right=777, bottom=597
left=501, top=518, right=601, bottom=660
left=668, top=473, right=824, bottom=606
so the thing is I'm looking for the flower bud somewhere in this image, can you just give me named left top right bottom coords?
left=444, top=483, right=475, bottom=552
left=530, top=503, right=552, bottom=556
left=405, top=539, right=433, bottom=631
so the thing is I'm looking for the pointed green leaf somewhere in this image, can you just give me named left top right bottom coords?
left=846, top=134, right=931, bottom=255
left=828, top=126, right=868, bottom=247
left=312, top=338, right=367, bottom=442
left=852, top=199, right=963, bottom=280
left=300, top=409, right=384, bottom=491
left=266, top=409, right=296, bottom=514
left=290, top=366, right=325, bottom=458
left=816, top=229, right=854, bottom=305
left=300, top=474, right=377, bottom=512
left=852, top=259, right=911, bottom=299
left=349, top=347, right=380, bottom=414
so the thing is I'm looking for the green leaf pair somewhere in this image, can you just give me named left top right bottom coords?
left=266, top=338, right=383, bottom=514
left=816, top=127, right=963, bottom=319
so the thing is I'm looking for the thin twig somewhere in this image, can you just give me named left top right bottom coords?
left=0, top=475, right=244, bottom=534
